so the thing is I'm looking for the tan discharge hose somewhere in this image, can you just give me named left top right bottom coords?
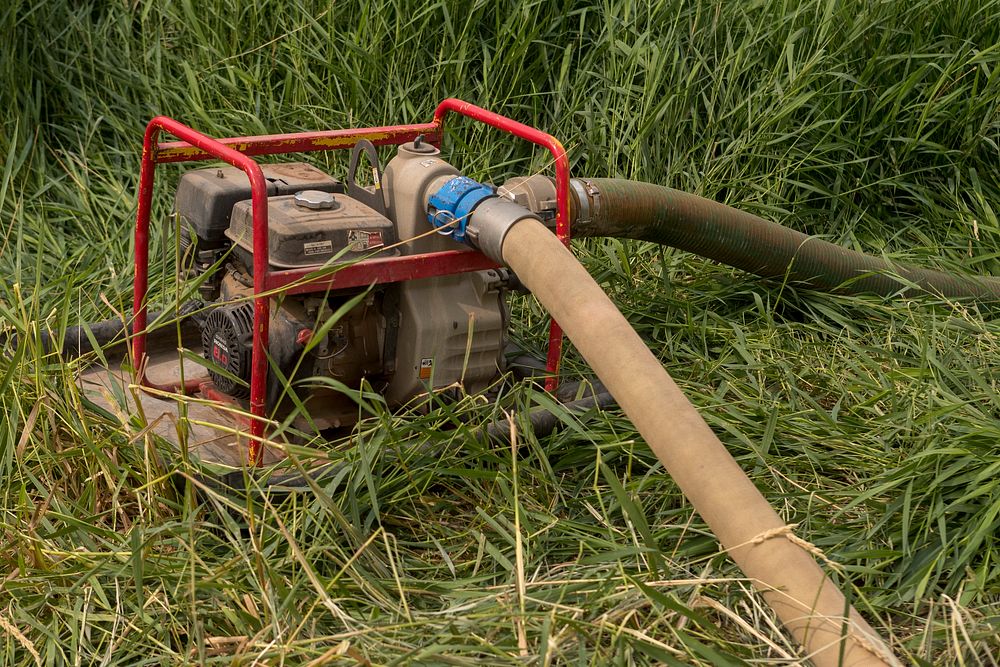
left=498, top=218, right=900, bottom=666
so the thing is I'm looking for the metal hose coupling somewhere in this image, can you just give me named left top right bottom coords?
left=427, top=176, right=541, bottom=262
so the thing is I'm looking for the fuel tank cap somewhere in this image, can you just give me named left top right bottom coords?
left=293, top=189, right=340, bottom=210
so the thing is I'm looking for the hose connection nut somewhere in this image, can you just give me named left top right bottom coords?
left=426, top=176, right=495, bottom=244
left=428, top=176, right=542, bottom=263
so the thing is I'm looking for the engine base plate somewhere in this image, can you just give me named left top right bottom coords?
left=77, top=326, right=286, bottom=468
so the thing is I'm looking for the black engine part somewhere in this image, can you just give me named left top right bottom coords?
left=175, top=162, right=344, bottom=250
left=202, top=302, right=255, bottom=397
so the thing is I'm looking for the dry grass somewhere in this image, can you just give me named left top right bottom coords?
left=2, top=0, right=1000, bottom=663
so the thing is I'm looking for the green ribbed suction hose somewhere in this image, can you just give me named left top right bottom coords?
left=570, top=178, right=1000, bottom=300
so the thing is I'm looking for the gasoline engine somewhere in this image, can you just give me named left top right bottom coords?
left=174, top=138, right=524, bottom=428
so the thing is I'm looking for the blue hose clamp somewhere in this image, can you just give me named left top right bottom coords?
left=427, top=176, right=495, bottom=244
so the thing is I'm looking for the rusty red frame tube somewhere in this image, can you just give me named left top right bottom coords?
left=134, top=117, right=276, bottom=464
left=432, top=99, right=572, bottom=392
left=133, top=100, right=571, bottom=465
left=264, top=249, right=499, bottom=295
left=154, top=123, right=441, bottom=163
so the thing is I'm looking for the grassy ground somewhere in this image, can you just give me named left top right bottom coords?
left=3, top=0, right=1000, bottom=663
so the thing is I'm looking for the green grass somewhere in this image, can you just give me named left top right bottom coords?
left=3, top=0, right=1000, bottom=663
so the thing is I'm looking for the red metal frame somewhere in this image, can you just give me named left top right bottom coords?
left=132, top=99, right=571, bottom=465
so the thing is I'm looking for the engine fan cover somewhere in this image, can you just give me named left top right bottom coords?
left=201, top=303, right=254, bottom=397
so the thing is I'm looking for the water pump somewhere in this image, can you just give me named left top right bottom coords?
left=173, top=142, right=511, bottom=429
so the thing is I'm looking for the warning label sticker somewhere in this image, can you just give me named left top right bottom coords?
left=347, top=229, right=385, bottom=252
left=303, top=240, right=333, bottom=256
left=419, top=358, right=433, bottom=380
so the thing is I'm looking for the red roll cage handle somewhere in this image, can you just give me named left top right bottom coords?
left=132, top=101, right=571, bottom=465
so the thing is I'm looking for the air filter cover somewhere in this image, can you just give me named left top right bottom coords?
left=174, top=162, right=342, bottom=247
